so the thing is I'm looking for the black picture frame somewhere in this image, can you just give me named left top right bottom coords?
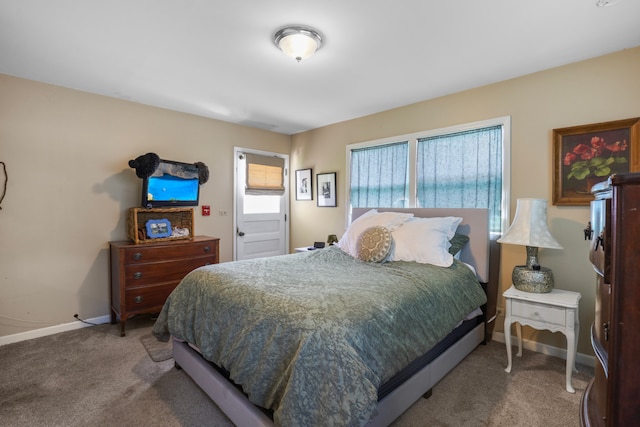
left=295, top=168, right=313, bottom=201
left=316, top=172, right=337, bottom=207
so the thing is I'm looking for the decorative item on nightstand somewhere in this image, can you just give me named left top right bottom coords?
left=497, top=198, right=563, bottom=293
left=327, top=234, right=338, bottom=245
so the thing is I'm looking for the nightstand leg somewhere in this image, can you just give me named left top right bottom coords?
left=573, top=310, right=580, bottom=374
left=565, top=329, right=576, bottom=393
left=515, top=323, right=523, bottom=357
left=504, top=315, right=512, bottom=373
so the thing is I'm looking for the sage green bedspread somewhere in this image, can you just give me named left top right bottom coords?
left=153, top=246, right=486, bottom=427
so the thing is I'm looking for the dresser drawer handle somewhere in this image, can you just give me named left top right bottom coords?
left=204, top=246, right=210, bottom=253
left=133, top=272, right=143, bottom=280
left=133, top=252, right=143, bottom=261
left=134, top=296, right=143, bottom=304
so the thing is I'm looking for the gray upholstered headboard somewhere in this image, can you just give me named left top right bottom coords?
left=351, top=208, right=490, bottom=284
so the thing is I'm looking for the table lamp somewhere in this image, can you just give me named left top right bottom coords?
left=497, top=198, right=563, bottom=293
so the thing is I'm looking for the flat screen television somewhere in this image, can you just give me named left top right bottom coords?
left=141, top=159, right=200, bottom=208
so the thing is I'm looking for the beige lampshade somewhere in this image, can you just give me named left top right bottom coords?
left=497, top=198, right=563, bottom=249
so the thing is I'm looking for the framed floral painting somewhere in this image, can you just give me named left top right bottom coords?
left=553, top=117, right=640, bottom=206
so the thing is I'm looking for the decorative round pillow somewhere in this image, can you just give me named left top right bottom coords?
left=356, top=226, right=393, bottom=263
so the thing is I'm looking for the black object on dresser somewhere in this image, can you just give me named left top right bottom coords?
left=581, top=173, right=640, bottom=426
left=109, top=236, right=219, bottom=336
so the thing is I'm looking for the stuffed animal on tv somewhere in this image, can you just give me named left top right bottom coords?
left=128, top=152, right=160, bottom=178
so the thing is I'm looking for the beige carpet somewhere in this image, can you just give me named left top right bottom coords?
left=393, top=342, right=592, bottom=426
left=0, top=315, right=593, bottom=426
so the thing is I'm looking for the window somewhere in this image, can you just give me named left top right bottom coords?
left=245, top=153, right=285, bottom=195
left=346, top=117, right=510, bottom=234
left=243, top=152, right=286, bottom=213
left=350, top=142, right=409, bottom=208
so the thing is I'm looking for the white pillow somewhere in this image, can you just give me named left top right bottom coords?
left=390, top=216, right=463, bottom=267
left=338, top=210, right=413, bottom=257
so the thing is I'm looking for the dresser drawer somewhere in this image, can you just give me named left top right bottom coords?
left=124, top=283, right=178, bottom=311
left=511, top=300, right=567, bottom=327
left=121, top=240, right=217, bottom=264
left=124, top=256, right=215, bottom=288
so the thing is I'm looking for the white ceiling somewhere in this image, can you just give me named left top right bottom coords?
left=1, top=0, right=639, bottom=135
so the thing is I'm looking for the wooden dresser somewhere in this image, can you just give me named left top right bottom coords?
left=581, top=173, right=640, bottom=426
left=109, top=235, right=220, bottom=336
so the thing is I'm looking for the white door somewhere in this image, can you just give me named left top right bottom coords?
left=234, top=148, right=289, bottom=260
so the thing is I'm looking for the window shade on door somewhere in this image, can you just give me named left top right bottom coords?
left=245, top=153, right=285, bottom=195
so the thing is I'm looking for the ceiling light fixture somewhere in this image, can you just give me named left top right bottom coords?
left=273, top=25, right=323, bottom=62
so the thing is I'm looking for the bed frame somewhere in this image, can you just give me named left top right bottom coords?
left=171, top=208, right=494, bottom=426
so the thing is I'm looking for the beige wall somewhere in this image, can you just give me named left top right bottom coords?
left=2, top=47, right=639, bottom=349
left=0, top=75, right=290, bottom=337
left=290, top=47, right=640, bottom=355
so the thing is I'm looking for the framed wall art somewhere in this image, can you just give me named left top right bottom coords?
left=316, top=172, right=337, bottom=207
left=553, top=117, right=640, bottom=206
left=295, top=168, right=313, bottom=201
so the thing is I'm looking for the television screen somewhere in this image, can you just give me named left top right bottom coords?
left=141, top=160, right=200, bottom=208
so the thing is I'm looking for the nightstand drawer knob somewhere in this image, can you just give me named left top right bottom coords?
left=134, top=296, right=143, bottom=304
left=133, top=252, right=143, bottom=260
left=133, top=272, right=143, bottom=280
left=204, top=246, right=210, bottom=253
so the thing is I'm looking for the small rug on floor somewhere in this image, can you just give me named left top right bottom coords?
left=139, top=334, right=172, bottom=362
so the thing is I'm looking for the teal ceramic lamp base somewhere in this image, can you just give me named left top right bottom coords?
left=512, top=246, right=554, bottom=293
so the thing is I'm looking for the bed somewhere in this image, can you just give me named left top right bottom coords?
left=153, top=208, right=494, bottom=426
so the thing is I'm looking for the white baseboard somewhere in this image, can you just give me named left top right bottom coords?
left=0, top=315, right=111, bottom=346
left=492, top=331, right=595, bottom=368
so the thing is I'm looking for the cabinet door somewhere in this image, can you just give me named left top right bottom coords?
left=591, top=198, right=611, bottom=376
left=589, top=198, right=610, bottom=281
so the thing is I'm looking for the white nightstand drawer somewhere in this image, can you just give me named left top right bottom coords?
left=511, top=300, right=566, bottom=326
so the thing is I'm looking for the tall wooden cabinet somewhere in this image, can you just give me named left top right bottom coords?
left=581, top=173, right=640, bottom=426
left=110, top=235, right=219, bottom=336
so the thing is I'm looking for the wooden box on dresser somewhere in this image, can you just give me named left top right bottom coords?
left=581, top=173, right=640, bottom=426
left=110, top=235, right=220, bottom=336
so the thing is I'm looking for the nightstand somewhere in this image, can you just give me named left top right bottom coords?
left=503, top=285, right=581, bottom=393
left=295, top=244, right=331, bottom=253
